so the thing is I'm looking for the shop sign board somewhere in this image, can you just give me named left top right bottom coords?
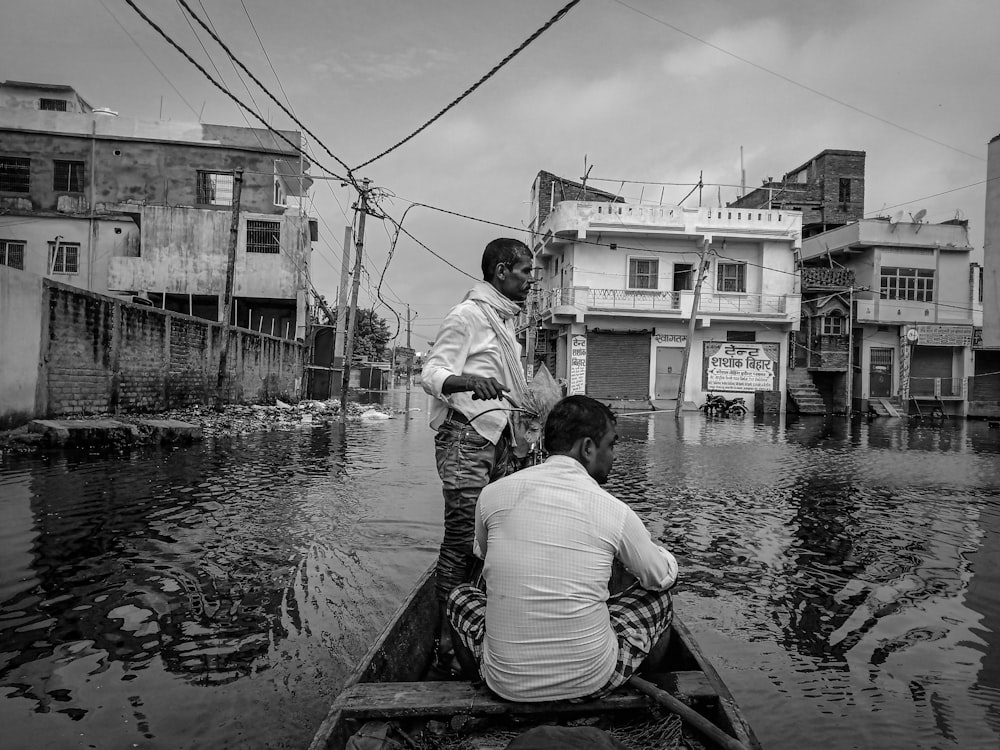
left=915, top=324, right=972, bottom=346
left=569, top=335, right=587, bottom=395
left=654, top=333, right=687, bottom=347
left=702, top=341, right=779, bottom=393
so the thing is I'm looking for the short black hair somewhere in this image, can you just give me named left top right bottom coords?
left=481, top=238, right=531, bottom=281
left=543, top=395, right=616, bottom=453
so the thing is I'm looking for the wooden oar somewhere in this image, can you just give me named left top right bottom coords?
left=628, top=675, right=749, bottom=750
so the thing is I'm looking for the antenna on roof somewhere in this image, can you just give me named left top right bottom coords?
left=888, top=210, right=904, bottom=231
left=581, top=155, right=592, bottom=200
left=910, top=208, right=927, bottom=233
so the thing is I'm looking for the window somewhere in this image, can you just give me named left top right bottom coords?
left=717, top=262, right=746, bottom=293
left=50, top=241, right=80, bottom=274
left=628, top=258, right=658, bottom=289
left=0, top=156, right=30, bottom=192
left=881, top=267, right=934, bottom=302
left=246, top=220, right=280, bottom=253
left=53, top=160, right=85, bottom=192
left=839, top=178, right=851, bottom=204
left=40, top=98, right=68, bottom=111
left=0, top=240, right=25, bottom=270
left=196, top=171, right=234, bottom=205
left=822, top=314, right=845, bottom=335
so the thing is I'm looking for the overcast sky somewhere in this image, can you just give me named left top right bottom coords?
left=3, top=0, right=998, bottom=349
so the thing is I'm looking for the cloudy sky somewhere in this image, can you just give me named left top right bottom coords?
left=3, top=0, right=998, bottom=349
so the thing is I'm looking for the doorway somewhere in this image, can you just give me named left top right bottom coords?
left=654, top=347, right=683, bottom=400
left=870, top=347, right=893, bottom=398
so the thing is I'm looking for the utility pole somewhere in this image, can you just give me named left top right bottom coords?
left=216, top=167, right=244, bottom=401
left=340, top=178, right=371, bottom=417
left=332, top=224, right=353, bottom=399
left=406, top=304, right=417, bottom=390
left=675, top=237, right=711, bottom=418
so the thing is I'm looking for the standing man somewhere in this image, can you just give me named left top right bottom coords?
left=447, top=395, right=678, bottom=700
left=421, top=237, right=534, bottom=672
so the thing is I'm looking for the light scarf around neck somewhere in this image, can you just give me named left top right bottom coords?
left=464, top=281, right=530, bottom=406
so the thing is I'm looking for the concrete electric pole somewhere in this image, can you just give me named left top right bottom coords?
left=340, top=178, right=371, bottom=417
left=216, top=167, right=244, bottom=402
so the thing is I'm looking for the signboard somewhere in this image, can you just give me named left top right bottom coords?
left=569, top=335, right=587, bottom=395
left=915, top=324, right=972, bottom=347
left=703, top=341, right=779, bottom=393
left=654, top=333, right=687, bottom=347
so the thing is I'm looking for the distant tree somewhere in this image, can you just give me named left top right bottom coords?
left=312, top=298, right=391, bottom=361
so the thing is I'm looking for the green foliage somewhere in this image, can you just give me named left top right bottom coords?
left=313, top=297, right=391, bottom=361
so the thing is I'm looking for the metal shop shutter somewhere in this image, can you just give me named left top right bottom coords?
left=910, top=347, right=952, bottom=379
left=586, top=332, right=650, bottom=400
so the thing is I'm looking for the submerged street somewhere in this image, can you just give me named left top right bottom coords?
left=2, top=390, right=1000, bottom=749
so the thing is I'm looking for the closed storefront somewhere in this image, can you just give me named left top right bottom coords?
left=586, top=331, right=650, bottom=400
left=910, top=346, right=956, bottom=396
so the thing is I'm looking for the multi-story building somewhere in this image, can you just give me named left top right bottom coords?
left=0, top=80, right=314, bottom=339
left=801, top=217, right=981, bottom=417
left=524, top=170, right=802, bottom=412
left=977, top=132, right=1000, bottom=414
left=730, top=149, right=865, bottom=238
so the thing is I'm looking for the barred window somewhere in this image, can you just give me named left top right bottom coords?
left=196, top=171, right=234, bottom=205
left=40, top=98, right=68, bottom=111
left=246, top=220, right=280, bottom=253
left=881, top=267, right=934, bottom=302
left=717, top=262, right=746, bottom=293
left=54, top=160, right=85, bottom=192
left=50, top=242, right=80, bottom=274
left=628, top=257, right=658, bottom=289
left=0, top=156, right=30, bottom=193
left=1, top=240, right=25, bottom=270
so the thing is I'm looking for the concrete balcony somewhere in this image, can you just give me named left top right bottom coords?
left=856, top=297, right=975, bottom=325
left=520, top=287, right=801, bottom=327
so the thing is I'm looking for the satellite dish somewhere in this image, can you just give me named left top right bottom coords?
left=911, top=208, right=927, bottom=223
left=888, top=210, right=904, bottom=225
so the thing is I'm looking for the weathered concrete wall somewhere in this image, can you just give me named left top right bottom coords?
left=6, top=279, right=304, bottom=425
left=0, top=111, right=302, bottom=214
left=0, top=266, right=43, bottom=428
left=107, top=206, right=309, bottom=300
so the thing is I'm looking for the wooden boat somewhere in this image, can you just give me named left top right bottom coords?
left=309, top=565, right=761, bottom=750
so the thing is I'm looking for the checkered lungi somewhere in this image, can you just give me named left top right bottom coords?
left=447, top=580, right=673, bottom=698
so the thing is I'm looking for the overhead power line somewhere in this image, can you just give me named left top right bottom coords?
left=174, top=0, right=357, bottom=184
left=611, top=0, right=984, bottom=162
left=96, top=0, right=201, bottom=118
left=354, top=0, right=581, bottom=170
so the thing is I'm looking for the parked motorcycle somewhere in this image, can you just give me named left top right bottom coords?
left=699, top=393, right=748, bottom=417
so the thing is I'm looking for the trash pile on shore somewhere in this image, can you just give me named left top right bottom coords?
left=150, top=399, right=399, bottom=438
left=0, top=399, right=403, bottom=454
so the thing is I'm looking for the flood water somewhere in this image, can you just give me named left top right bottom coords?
left=2, top=391, right=1000, bottom=749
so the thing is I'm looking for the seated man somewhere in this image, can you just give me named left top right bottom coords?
left=447, top=395, right=678, bottom=701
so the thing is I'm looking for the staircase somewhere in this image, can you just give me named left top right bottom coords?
left=786, top=369, right=827, bottom=414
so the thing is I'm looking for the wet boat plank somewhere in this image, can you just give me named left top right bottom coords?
left=333, top=671, right=716, bottom=720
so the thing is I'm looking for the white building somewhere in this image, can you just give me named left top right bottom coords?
left=801, top=217, right=981, bottom=417
left=524, top=171, right=802, bottom=413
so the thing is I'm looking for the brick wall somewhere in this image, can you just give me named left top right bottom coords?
left=40, top=279, right=304, bottom=416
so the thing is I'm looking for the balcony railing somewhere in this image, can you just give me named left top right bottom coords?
left=520, top=287, right=798, bottom=326
left=588, top=288, right=679, bottom=312
left=909, top=377, right=965, bottom=399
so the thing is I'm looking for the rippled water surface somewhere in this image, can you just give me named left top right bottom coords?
left=3, top=396, right=1000, bottom=749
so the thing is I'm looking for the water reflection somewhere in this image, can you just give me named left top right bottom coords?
left=3, top=407, right=1000, bottom=749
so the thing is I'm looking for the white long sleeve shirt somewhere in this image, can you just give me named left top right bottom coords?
left=421, top=297, right=521, bottom=445
left=474, top=455, right=678, bottom=701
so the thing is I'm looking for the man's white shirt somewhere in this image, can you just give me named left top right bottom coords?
left=474, top=455, right=678, bottom=701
